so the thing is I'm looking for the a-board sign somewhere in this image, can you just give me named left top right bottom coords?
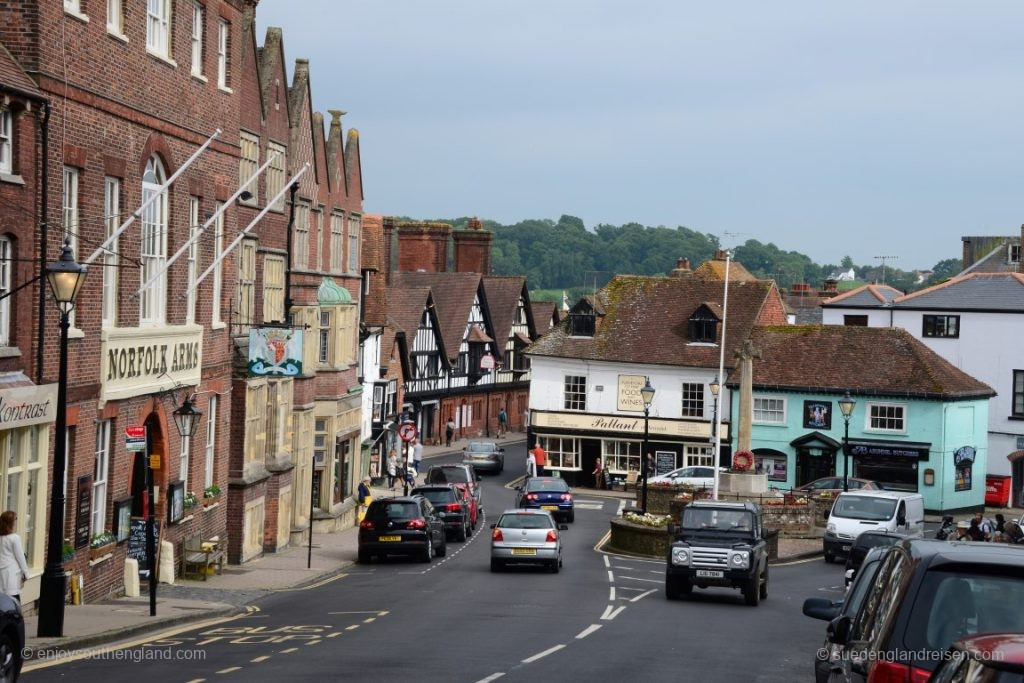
left=655, top=451, right=676, bottom=476
left=74, top=475, right=93, bottom=549
left=127, top=518, right=161, bottom=575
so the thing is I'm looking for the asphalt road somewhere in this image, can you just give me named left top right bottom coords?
left=25, top=444, right=847, bottom=682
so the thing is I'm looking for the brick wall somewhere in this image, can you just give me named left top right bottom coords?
left=397, top=223, right=451, bottom=273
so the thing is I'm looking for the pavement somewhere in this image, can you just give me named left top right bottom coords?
left=29, top=426, right=1013, bottom=657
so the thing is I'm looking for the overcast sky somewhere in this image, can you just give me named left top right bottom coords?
left=255, top=1, right=1024, bottom=269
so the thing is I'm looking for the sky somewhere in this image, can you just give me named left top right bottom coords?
left=255, top=1, right=1024, bottom=270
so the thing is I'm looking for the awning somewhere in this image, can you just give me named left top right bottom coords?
left=790, top=431, right=842, bottom=450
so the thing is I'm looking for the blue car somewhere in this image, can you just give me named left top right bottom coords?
left=516, top=477, right=574, bottom=523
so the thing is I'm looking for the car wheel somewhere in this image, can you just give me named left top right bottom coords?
left=665, top=574, right=682, bottom=600
left=759, top=566, right=769, bottom=600
left=456, top=523, right=467, bottom=542
left=823, top=550, right=835, bottom=564
left=566, top=511, right=575, bottom=523
left=550, top=559, right=560, bottom=574
left=0, top=631, right=20, bottom=683
left=422, top=538, right=433, bottom=563
left=436, top=536, right=447, bottom=557
left=743, top=572, right=761, bottom=606
left=357, top=549, right=371, bottom=564
left=490, top=558, right=502, bottom=572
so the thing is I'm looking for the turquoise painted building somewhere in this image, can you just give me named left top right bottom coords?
left=726, top=326, right=994, bottom=514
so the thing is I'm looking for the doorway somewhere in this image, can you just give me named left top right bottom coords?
left=795, top=448, right=835, bottom=487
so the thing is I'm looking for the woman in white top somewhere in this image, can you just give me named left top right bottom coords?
left=0, top=510, right=29, bottom=602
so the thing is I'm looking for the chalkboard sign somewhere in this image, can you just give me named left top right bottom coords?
left=127, top=518, right=161, bottom=575
left=603, top=469, right=613, bottom=491
left=74, top=475, right=93, bottom=549
left=655, top=452, right=676, bottom=476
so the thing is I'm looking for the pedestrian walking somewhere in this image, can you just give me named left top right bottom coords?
left=445, top=418, right=455, bottom=447
left=526, top=450, right=537, bottom=478
left=386, top=450, right=398, bottom=490
left=412, top=438, right=424, bottom=475
left=0, top=511, right=29, bottom=603
left=593, top=458, right=604, bottom=489
left=531, top=443, right=547, bottom=477
left=357, top=477, right=372, bottom=523
left=497, top=407, right=508, bottom=437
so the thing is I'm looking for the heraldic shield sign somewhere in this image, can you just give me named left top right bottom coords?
left=249, top=327, right=303, bottom=376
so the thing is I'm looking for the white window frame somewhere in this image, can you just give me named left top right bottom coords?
left=102, top=177, right=120, bottom=328
left=266, top=142, right=286, bottom=211
left=601, top=439, right=639, bottom=474
left=752, top=396, right=787, bottom=425
left=107, top=0, right=123, bottom=36
left=62, top=166, right=80, bottom=329
left=212, top=202, right=224, bottom=325
left=179, top=433, right=190, bottom=496
left=0, top=108, right=12, bottom=175
left=684, top=444, right=714, bottom=468
left=293, top=201, right=310, bottom=269
left=146, top=0, right=171, bottom=58
left=263, top=255, right=285, bottom=322
left=330, top=212, right=344, bottom=273
left=347, top=213, right=360, bottom=274
left=0, top=237, right=11, bottom=346
left=563, top=375, right=587, bottom=411
left=866, top=402, right=907, bottom=434
left=140, top=157, right=168, bottom=326
left=318, top=309, right=332, bottom=365
left=217, top=19, right=230, bottom=90
left=186, top=196, right=199, bottom=323
left=681, top=382, right=705, bottom=418
left=312, top=209, right=322, bottom=270
left=190, top=2, right=204, bottom=77
left=239, top=131, right=259, bottom=204
left=205, top=395, right=217, bottom=489
left=0, top=426, right=46, bottom=576
left=92, top=420, right=111, bottom=536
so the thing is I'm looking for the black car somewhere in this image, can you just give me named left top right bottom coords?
left=357, top=495, right=447, bottom=563
left=0, top=593, right=23, bottom=682
left=826, top=539, right=1024, bottom=682
left=843, top=531, right=902, bottom=586
left=411, top=485, right=472, bottom=541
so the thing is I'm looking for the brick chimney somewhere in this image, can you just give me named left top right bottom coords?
left=820, top=279, right=838, bottom=296
left=397, top=221, right=451, bottom=273
left=713, top=249, right=728, bottom=261
left=670, top=257, right=692, bottom=278
left=382, top=216, right=397, bottom=283
left=453, top=217, right=493, bottom=275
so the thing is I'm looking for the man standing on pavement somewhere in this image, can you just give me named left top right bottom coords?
left=593, top=457, right=604, bottom=489
left=497, top=407, right=508, bottom=437
left=412, top=438, right=424, bottom=476
left=445, top=417, right=456, bottom=447
left=526, top=448, right=537, bottom=478
left=531, top=442, right=547, bottom=477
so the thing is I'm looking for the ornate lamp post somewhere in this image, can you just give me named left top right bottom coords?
left=37, top=240, right=87, bottom=638
left=640, top=378, right=656, bottom=514
left=838, top=391, right=856, bottom=492
left=709, top=376, right=721, bottom=444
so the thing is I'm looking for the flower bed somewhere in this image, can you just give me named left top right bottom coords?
left=608, top=516, right=671, bottom=558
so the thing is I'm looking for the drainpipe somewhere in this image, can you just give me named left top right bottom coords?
left=36, top=100, right=51, bottom=384
left=284, top=182, right=298, bottom=324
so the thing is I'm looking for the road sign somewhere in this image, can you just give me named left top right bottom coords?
left=398, top=423, right=418, bottom=442
left=126, top=425, right=147, bottom=452
left=480, top=353, right=495, bottom=371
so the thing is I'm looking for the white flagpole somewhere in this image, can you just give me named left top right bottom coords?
left=134, top=153, right=279, bottom=298
left=712, top=250, right=731, bottom=502
left=86, top=129, right=222, bottom=265
left=184, top=163, right=309, bottom=298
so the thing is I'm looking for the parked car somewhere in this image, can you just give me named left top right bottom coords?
left=929, top=633, right=1024, bottom=682
left=824, top=539, right=1024, bottom=682
left=515, top=477, right=574, bottom=522
left=357, top=495, right=447, bottom=564
left=425, top=464, right=482, bottom=511
left=797, top=476, right=881, bottom=494
left=843, top=531, right=903, bottom=586
left=462, top=441, right=504, bottom=474
left=0, top=593, right=23, bottom=683
left=647, top=466, right=723, bottom=487
left=490, top=509, right=567, bottom=573
left=803, top=545, right=889, bottom=683
left=411, top=485, right=472, bottom=541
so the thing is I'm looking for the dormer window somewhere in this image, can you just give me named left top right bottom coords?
left=569, top=312, right=595, bottom=337
left=689, top=305, right=720, bottom=343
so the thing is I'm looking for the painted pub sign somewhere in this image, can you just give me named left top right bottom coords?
left=249, top=328, right=303, bottom=376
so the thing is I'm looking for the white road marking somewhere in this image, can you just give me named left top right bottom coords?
left=773, top=556, right=822, bottom=567
left=631, top=589, right=657, bottom=602
left=186, top=679, right=206, bottom=683
left=216, top=667, right=242, bottom=674
left=617, top=499, right=626, bottom=514
left=607, top=570, right=614, bottom=583
left=327, top=632, right=341, bottom=638
left=363, top=617, right=376, bottom=623
left=616, top=586, right=646, bottom=592
left=619, top=575, right=662, bottom=584
left=250, top=656, right=270, bottom=663
left=279, top=648, right=298, bottom=653
left=522, top=644, right=566, bottom=663
left=574, top=499, right=606, bottom=505
left=346, top=625, right=360, bottom=631
left=600, top=605, right=626, bottom=621
left=603, top=555, right=610, bottom=568
left=475, top=674, right=506, bottom=683
left=575, top=624, right=603, bottom=639
left=609, top=586, right=616, bottom=601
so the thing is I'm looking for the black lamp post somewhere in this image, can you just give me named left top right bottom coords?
left=37, top=240, right=87, bottom=638
left=640, top=378, right=656, bottom=514
left=838, top=391, right=856, bottom=493
left=709, top=376, right=721, bottom=444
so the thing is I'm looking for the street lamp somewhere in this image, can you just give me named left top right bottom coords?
left=640, top=377, right=656, bottom=514
left=709, top=377, right=721, bottom=443
left=838, top=391, right=856, bottom=492
left=172, top=394, right=203, bottom=438
left=37, top=240, right=87, bottom=638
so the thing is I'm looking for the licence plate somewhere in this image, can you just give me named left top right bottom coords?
left=696, top=570, right=723, bottom=579
left=841, top=545, right=851, bottom=552
left=379, top=535, right=401, bottom=542
left=512, top=548, right=537, bottom=555
left=541, top=505, right=558, bottom=511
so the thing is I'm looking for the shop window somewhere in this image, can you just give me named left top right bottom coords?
left=753, top=396, right=786, bottom=424
left=244, top=381, right=267, bottom=471
left=542, top=436, right=581, bottom=470
left=0, top=426, right=45, bottom=573
left=684, top=445, right=714, bottom=468
left=922, top=315, right=959, bottom=339
left=563, top=375, right=586, bottom=411
left=681, top=382, right=704, bottom=418
left=754, top=453, right=787, bottom=481
left=867, top=402, right=906, bottom=433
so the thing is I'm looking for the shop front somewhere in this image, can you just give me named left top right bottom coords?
left=847, top=439, right=930, bottom=493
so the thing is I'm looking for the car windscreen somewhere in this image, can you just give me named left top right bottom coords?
left=426, top=467, right=469, bottom=484
left=905, top=568, right=1024, bottom=655
left=498, top=514, right=554, bottom=529
left=466, top=443, right=496, bottom=453
left=415, top=490, right=455, bottom=506
left=681, top=508, right=754, bottom=531
left=831, top=496, right=897, bottom=521
left=526, top=479, right=569, bottom=493
left=367, top=502, right=419, bottom=520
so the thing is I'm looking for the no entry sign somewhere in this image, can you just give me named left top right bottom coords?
left=398, top=423, right=418, bottom=442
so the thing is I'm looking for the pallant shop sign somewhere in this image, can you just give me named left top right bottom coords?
left=100, top=326, right=203, bottom=403
left=532, top=410, right=729, bottom=440
left=0, top=383, right=58, bottom=429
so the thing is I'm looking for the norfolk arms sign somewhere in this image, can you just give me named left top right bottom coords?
left=100, top=326, right=202, bottom=404
left=532, top=410, right=729, bottom=441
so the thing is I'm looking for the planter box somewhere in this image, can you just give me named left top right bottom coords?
left=203, top=497, right=219, bottom=507
left=89, top=543, right=114, bottom=560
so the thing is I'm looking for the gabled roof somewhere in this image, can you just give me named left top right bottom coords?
left=821, top=283, right=903, bottom=308
left=391, top=272, right=484, bottom=362
left=728, top=325, right=994, bottom=400
left=529, top=301, right=559, bottom=334
left=258, top=28, right=292, bottom=129
left=526, top=275, right=781, bottom=369
left=892, top=272, right=1024, bottom=312
left=483, top=276, right=532, bottom=357
left=0, top=40, right=42, bottom=98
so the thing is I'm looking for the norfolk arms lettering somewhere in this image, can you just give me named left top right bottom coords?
left=107, top=341, right=200, bottom=381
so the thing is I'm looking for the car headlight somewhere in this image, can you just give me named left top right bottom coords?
left=826, top=523, right=836, bottom=534
left=729, top=550, right=750, bottom=569
left=671, top=547, right=690, bottom=566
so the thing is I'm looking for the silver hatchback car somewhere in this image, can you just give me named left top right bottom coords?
left=490, top=509, right=567, bottom=573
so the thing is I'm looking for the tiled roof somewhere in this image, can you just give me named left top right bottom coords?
left=526, top=275, right=781, bottom=369
left=391, top=272, right=483, bottom=362
left=0, top=40, right=41, bottom=97
left=729, top=325, right=994, bottom=399
left=382, top=286, right=434, bottom=369
left=692, top=258, right=758, bottom=282
left=892, top=272, right=1024, bottom=312
left=529, top=301, right=558, bottom=334
left=483, top=276, right=530, bottom=360
left=821, top=284, right=903, bottom=308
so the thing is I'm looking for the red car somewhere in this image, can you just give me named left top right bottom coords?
left=930, top=634, right=1024, bottom=682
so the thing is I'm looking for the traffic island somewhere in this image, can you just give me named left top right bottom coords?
left=605, top=516, right=780, bottom=562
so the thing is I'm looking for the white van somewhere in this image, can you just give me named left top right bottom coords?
left=822, top=491, right=924, bottom=563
